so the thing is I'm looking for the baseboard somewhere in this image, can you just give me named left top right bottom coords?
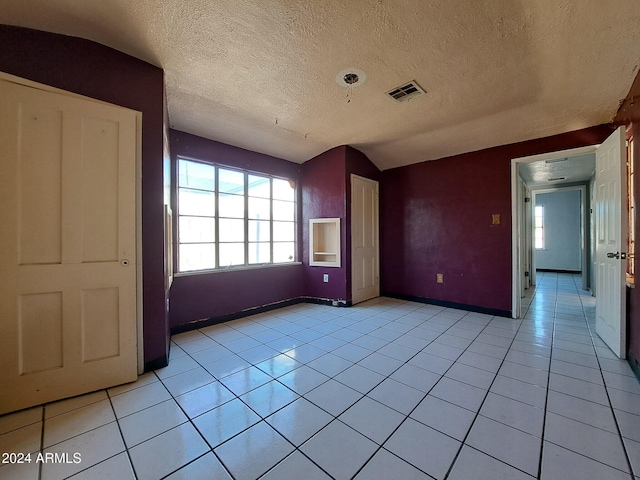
left=381, top=292, right=512, bottom=318
left=144, top=355, right=168, bottom=372
left=169, top=296, right=353, bottom=336
left=628, top=350, right=640, bottom=384
left=170, top=297, right=305, bottom=335
left=536, top=269, right=581, bottom=274
left=302, top=297, right=352, bottom=308
left=169, top=292, right=509, bottom=346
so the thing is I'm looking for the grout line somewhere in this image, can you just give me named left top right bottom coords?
left=38, top=405, right=44, bottom=480
left=536, top=270, right=557, bottom=480
left=106, top=385, right=141, bottom=480
left=581, top=286, right=636, bottom=479
left=31, top=281, right=636, bottom=479
left=442, top=294, right=537, bottom=479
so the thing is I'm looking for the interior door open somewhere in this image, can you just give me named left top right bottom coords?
left=0, top=77, right=140, bottom=414
left=595, top=126, right=627, bottom=358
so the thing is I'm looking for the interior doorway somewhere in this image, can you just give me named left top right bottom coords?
left=511, top=128, right=629, bottom=360
left=511, top=146, right=598, bottom=318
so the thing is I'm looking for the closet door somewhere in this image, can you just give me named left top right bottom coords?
left=0, top=77, right=139, bottom=414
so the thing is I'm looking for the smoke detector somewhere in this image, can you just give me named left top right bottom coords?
left=336, top=68, right=367, bottom=88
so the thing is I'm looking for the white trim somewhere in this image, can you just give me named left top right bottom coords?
left=136, top=113, right=144, bottom=375
left=511, top=145, right=598, bottom=318
left=175, top=262, right=302, bottom=277
left=0, top=71, right=140, bottom=113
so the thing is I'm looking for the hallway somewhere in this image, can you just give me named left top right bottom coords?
left=1, top=273, right=639, bottom=479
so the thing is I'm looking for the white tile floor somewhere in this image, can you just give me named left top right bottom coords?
left=2, top=272, right=640, bottom=479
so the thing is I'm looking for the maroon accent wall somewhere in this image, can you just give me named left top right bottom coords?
left=301, top=147, right=349, bottom=301
left=300, top=146, right=381, bottom=303
left=614, top=70, right=640, bottom=362
left=168, top=130, right=304, bottom=326
left=0, top=25, right=169, bottom=368
left=380, top=126, right=612, bottom=313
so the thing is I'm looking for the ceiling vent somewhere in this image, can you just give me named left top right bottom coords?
left=386, top=81, right=425, bottom=103
left=548, top=177, right=566, bottom=182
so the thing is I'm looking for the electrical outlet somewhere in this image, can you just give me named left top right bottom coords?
left=436, top=273, right=444, bottom=283
left=323, top=274, right=329, bottom=283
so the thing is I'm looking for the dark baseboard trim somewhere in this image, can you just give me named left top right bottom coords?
left=144, top=355, right=168, bottom=372
left=537, top=269, right=581, bottom=274
left=170, top=297, right=305, bottom=335
left=302, top=297, right=352, bottom=308
left=381, top=292, right=512, bottom=318
left=169, top=296, right=353, bottom=336
left=628, top=351, right=640, bottom=384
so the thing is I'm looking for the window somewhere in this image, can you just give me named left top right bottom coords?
left=177, top=159, right=296, bottom=272
left=534, top=205, right=544, bottom=249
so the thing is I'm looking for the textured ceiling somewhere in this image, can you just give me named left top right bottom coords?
left=519, top=153, right=595, bottom=189
left=2, top=1, right=639, bottom=170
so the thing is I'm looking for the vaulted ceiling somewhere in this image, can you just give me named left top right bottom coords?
left=2, top=1, right=639, bottom=170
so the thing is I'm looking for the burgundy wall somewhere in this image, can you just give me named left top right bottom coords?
left=300, top=145, right=381, bottom=303
left=614, top=70, right=640, bottom=363
left=301, top=147, right=349, bottom=301
left=0, top=26, right=168, bottom=369
left=169, top=130, right=304, bottom=326
left=380, top=126, right=612, bottom=314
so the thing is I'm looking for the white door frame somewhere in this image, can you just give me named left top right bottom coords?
left=510, top=145, right=598, bottom=318
left=0, top=71, right=144, bottom=374
left=531, top=185, right=588, bottom=286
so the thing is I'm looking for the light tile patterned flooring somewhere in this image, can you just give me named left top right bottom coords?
left=3, top=272, right=640, bottom=479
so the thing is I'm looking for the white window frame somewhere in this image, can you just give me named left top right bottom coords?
left=176, top=158, right=297, bottom=273
left=534, top=204, right=545, bottom=250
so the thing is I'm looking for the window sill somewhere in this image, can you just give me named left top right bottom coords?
left=175, top=262, right=302, bottom=277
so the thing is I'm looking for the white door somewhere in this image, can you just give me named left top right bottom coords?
left=351, top=174, right=379, bottom=304
left=0, top=78, right=139, bottom=414
left=595, top=126, right=627, bottom=358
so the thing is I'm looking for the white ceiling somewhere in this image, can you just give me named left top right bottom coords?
left=2, top=1, right=639, bottom=170
left=519, top=153, right=596, bottom=189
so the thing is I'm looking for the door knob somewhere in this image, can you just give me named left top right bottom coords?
left=607, top=252, right=627, bottom=260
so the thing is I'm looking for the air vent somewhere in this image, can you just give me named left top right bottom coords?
left=386, top=81, right=425, bottom=103
left=548, top=177, right=566, bottom=182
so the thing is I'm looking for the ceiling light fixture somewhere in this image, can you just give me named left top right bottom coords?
left=335, top=68, right=367, bottom=88
left=335, top=68, right=366, bottom=104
